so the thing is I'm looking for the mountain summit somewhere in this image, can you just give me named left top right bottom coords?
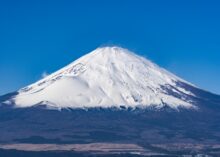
left=5, top=46, right=197, bottom=109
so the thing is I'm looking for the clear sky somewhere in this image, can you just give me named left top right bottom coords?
left=0, top=0, right=220, bottom=95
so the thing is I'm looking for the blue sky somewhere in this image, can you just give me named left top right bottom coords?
left=0, top=0, right=220, bottom=95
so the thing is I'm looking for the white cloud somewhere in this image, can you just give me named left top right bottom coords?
left=41, top=71, right=49, bottom=78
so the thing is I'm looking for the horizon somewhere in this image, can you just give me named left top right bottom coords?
left=0, top=0, right=220, bottom=95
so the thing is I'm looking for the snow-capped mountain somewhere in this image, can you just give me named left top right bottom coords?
left=5, top=46, right=197, bottom=109
left=0, top=46, right=220, bottom=155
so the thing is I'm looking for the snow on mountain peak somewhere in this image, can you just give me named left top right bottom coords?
left=9, top=46, right=197, bottom=109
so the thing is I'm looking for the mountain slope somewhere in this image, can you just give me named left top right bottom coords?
left=4, top=46, right=197, bottom=109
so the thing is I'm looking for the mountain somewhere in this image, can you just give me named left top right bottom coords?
left=0, top=46, right=220, bottom=156
left=3, top=46, right=196, bottom=109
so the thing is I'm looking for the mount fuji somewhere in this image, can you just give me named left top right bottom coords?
left=0, top=46, right=220, bottom=155
left=3, top=47, right=196, bottom=109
